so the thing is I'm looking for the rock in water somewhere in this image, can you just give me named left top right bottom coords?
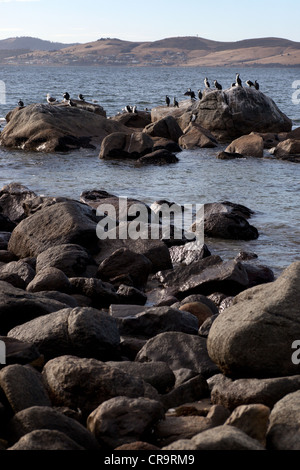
left=207, top=261, right=300, bottom=378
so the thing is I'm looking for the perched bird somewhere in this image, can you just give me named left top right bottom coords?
left=132, top=105, right=137, bottom=114
left=18, top=100, right=24, bottom=107
left=198, top=89, right=203, bottom=100
left=204, top=77, right=210, bottom=88
left=63, top=92, right=70, bottom=101
left=173, top=97, right=179, bottom=108
left=214, top=80, right=222, bottom=90
left=47, top=93, right=57, bottom=104
left=246, top=80, right=255, bottom=88
left=78, top=94, right=85, bottom=101
left=184, top=88, right=196, bottom=100
left=124, top=105, right=132, bottom=113
left=165, top=95, right=170, bottom=107
left=255, top=80, right=260, bottom=90
left=235, top=73, right=242, bottom=87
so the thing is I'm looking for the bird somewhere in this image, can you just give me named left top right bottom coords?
left=184, top=88, right=196, bottom=100
left=255, top=80, right=260, bottom=90
left=204, top=77, right=210, bottom=88
left=246, top=80, right=255, bottom=88
left=165, top=95, right=170, bottom=107
left=198, top=89, right=203, bottom=100
left=18, top=100, right=24, bottom=107
left=173, top=97, right=179, bottom=108
left=78, top=94, right=85, bottom=101
left=235, top=74, right=242, bottom=87
left=63, top=92, right=70, bottom=101
left=47, top=93, right=57, bottom=104
left=68, top=99, right=76, bottom=107
left=124, top=105, right=132, bottom=113
left=214, top=80, right=222, bottom=90
left=132, top=105, right=137, bottom=114
left=190, top=113, right=197, bottom=122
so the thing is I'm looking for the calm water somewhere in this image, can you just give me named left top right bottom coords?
left=0, top=66, right=299, bottom=275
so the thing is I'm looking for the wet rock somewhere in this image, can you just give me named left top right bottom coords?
left=207, top=262, right=300, bottom=378
left=169, top=242, right=211, bottom=266
left=136, top=149, right=179, bottom=166
left=143, top=115, right=183, bottom=142
left=225, top=133, right=264, bottom=158
left=87, top=396, right=165, bottom=448
left=0, top=364, right=51, bottom=413
left=135, top=331, right=220, bottom=378
left=99, top=131, right=153, bottom=159
left=178, top=123, right=218, bottom=149
left=203, top=212, right=259, bottom=240
left=8, top=307, right=121, bottom=361
left=273, top=138, right=300, bottom=160
left=216, top=151, right=244, bottom=160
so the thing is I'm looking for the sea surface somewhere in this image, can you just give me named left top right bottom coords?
left=0, top=65, right=299, bottom=276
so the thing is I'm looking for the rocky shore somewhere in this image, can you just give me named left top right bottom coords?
left=0, top=182, right=299, bottom=451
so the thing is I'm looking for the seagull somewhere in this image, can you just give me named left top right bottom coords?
left=47, top=93, right=57, bottom=104
left=18, top=100, right=24, bottom=107
left=198, top=89, right=203, bottom=100
left=235, top=73, right=242, bottom=87
left=246, top=80, right=255, bottom=88
left=165, top=95, right=170, bottom=107
left=173, top=97, right=179, bottom=108
left=214, top=80, right=222, bottom=90
left=204, top=77, right=210, bottom=88
left=255, top=80, right=260, bottom=90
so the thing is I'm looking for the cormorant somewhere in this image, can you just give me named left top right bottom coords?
left=204, top=77, right=210, bottom=88
left=63, top=92, right=70, bottom=101
left=246, top=80, right=255, bottom=88
left=198, top=89, right=203, bottom=100
left=184, top=88, right=196, bottom=100
left=214, top=80, right=222, bottom=90
left=165, top=95, right=170, bottom=107
left=78, top=94, right=85, bottom=101
left=173, top=97, right=179, bottom=108
left=124, top=105, right=132, bottom=113
left=235, top=74, right=242, bottom=87
left=255, top=80, right=260, bottom=90
left=18, top=100, right=24, bottom=107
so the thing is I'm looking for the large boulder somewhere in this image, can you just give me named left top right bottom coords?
left=207, top=261, right=300, bottom=378
left=225, top=133, right=264, bottom=158
left=152, top=88, right=292, bottom=142
left=0, top=103, right=129, bottom=152
left=0, top=183, right=37, bottom=223
left=99, top=131, right=153, bottom=159
left=143, top=115, right=183, bottom=142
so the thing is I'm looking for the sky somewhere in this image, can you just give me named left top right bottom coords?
left=0, top=0, right=300, bottom=44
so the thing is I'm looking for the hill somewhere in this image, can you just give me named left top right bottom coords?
left=1, top=36, right=300, bottom=67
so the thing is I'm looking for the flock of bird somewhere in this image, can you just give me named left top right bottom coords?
left=17, top=74, right=260, bottom=113
left=165, top=73, right=260, bottom=108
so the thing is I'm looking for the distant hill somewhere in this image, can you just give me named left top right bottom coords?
left=0, top=36, right=78, bottom=51
left=1, top=35, right=300, bottom=67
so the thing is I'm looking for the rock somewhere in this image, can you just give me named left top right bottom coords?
left=115, top=441, right=160, bottom=450
left=117, top=284, right=147, bottom=306
left=203, top=212, right=259, bottom=240
left=7, top=406, right=100, bottom=450
left=135, top=332, right=220, bottom=378
left=156, top=256, right=251, bottom=298
left=69, top=277, right=119, bottom=309
left=7, top=429, right=85, bottom=450
left=36, top=291, right=78, bottom=308
left=198, top=315, right=218, bottom=338
left=161, top=375, right=209, bottom=411
left=36, top=244, right=97, bottom=278
left=174, top=294, right=219, bottom=315
left=0, top=214, right=16, bottom=232
left=178, top=123, right=218, bottom=149
left=0, top=260, right=36, bottom=287
left=26, top=267, right=71, bottom=293
left=8, top=307, right=121, bottom=361
left=207, top=261, right=300, bottom=378
left=136, top=149, right=179, bottom=165
left=209, top=374, right=300, bottom=410
left=111, top=111, right=151, bottom=129
left=267, top=390, right=300, bottom=450
left=106, top=361, right=175, bottom=394
left=163, top=425, right=265, bottom=450
left=225, top=133, right=264, bottom=158
left=42, top=356, right=159, bottom=418
left=0, top=250, right=18, bottom=263
left=152, top=137, right=182, bottom=153
left=8, top=200, right=99, bottom=259
left=0, top=364, right=51, bottom=413
left=179, top=302, right=214, bottom=327
left=225, top=404, right=270, bottom=446
left=99, top=131, right=153, bottom=159
left=0, top=281, right=70, bottom=335
left=216, top=151, right=244, bottom=160
left=0, top=103, right=129, bottom=152
left=143, top=115, right=183, bottom=142
left=0, top=183, right=37, bottom=223
left=273, top=138, right=300, bottom=160
left=87, top=397, right=165, bottom=448
left=0, top=336, right=42, bottom=367
left=169, top=242, right=211, bottom=266
left=97, top=247, right=152, bottom=289
left=113, top=306, right=199, bottom=339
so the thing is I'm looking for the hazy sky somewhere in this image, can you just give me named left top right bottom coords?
left=0, top=0, right=300, bottom=44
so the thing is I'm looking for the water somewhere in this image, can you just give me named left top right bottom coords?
left=0, top=66, right=299, bottom=276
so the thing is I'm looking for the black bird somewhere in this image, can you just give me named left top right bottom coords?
left=173, top=97, right=179, bottom=108
left=204, top=77, right=210, bottom=88
left=63, top=92, right=70, bottom=101
left=132, top=105, right=137, bottom=113
left=78, top=94, right=85, bottom=101
left=214, top=80, right=222, bottom=90
left=255, top=80, right=260, bottom=90
left=246, top=80, right=255, bottom=88
left=165, top=95, right=170, bottom=107
left=235, top=73, right=242, bottom=87
left=184, top=88, right=196, bottom=100
left=124, top=105, right=132, bottom=113
left=18, top=100, right=24, bottom=107
left=198, top=89, right=203, bottom=100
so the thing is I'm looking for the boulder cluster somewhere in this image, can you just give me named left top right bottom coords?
left=1, top=87, right=299, bottom=163
left=0, top=182, right=299, bottom=451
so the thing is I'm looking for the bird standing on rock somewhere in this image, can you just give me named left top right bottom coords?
left=165, top=95, right=170, bottom=107
left=78, top=94, right=85, bottom=101
left=173, top=97, right=179, bottom=108
left=246, top=80, right=255, bottom=88
left=47, top=93, right=57, bottom=104
left=63, top=92, right=70, bottom=101
left=18, top=100, right=24, bottom=107
left=198, top=89, right=203, bottom=100
left=214, top=80, right=222, bottom=90
left=184, top=88, right=196, bottom=100
left=255, top=80, right=260, bottom=90
left=204, top=77, right=210, bottom=88
left=235, top=74, right=242, bottom=87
